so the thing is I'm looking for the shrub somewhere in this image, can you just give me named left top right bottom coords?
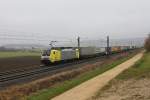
left=144, top=34, right=150, bottom=52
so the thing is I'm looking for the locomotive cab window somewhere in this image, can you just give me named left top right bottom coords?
left=42, top=50, right=50, bottom=56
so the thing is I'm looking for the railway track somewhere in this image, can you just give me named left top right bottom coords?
left=0, top=50, right=135, bottom=89
left=0, top=55, right=109, bottom=89
left=0, top=67, right=38, bottom=76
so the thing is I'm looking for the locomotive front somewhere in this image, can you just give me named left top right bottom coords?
left=41, top=49, right=51, bottom=65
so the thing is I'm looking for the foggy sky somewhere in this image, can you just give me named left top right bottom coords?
left=0, top=0, right=149, bottom=39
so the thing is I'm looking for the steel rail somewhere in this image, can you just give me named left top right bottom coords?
left=0, top=55, right=106, bottom=83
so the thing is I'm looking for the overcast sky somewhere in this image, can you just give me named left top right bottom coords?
left=0, top=0, right=149, bottom=41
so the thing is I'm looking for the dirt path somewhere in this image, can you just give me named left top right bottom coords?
left=52, top=52, right=143, bottom=100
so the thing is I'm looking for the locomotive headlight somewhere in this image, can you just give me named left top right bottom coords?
left=41, top=56, right=49, bottom=60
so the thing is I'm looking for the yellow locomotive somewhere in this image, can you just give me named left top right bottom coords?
left=41, top=48, right=80, bottom=64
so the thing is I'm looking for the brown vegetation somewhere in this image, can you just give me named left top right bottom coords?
left=144, top=34, right=150, bottom=52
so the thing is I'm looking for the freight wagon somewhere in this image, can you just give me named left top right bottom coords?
left=111, top=46, right=121, bottom=53
left=79, top=47, right=106, bottom=58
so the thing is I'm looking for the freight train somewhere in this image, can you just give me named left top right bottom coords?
left=41, top=46, right=136, bottom=65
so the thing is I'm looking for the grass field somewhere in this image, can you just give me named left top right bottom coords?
left=116, top=52, right=150, bottom=79
left=93, top=52, right=150, bottom=100
left=27, top=51, right=138, bottom=100
left=0, top=51, right=40, bottom=58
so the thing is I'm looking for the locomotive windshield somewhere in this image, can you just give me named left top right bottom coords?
left=42, top=50, right=50, bottom=56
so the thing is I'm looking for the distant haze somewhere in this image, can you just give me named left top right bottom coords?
left=0, top=0, right=149, bottom=46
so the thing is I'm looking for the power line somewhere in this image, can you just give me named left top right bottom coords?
left=0, top=33, right=145, bottom=47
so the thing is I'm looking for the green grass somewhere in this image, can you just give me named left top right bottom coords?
left=116, top=52, right=150, bottom=80
left=90, top=51, right=149, bottom=100
left=0, top=51, right=40, bottom=58
left=27, top=52, right=137, bottom=100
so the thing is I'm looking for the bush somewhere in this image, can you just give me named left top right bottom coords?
left=144, top=34, right=150, bottom=52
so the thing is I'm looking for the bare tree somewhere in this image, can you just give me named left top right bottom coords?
left=144, top=34, right=150, bottom=52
